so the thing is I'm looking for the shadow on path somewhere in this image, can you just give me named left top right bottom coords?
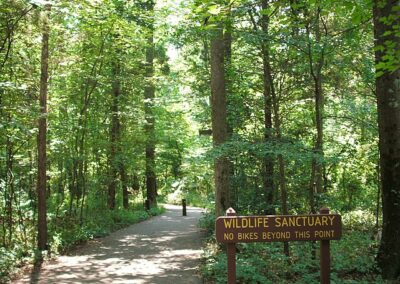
left=15, top=205, right=205, bottom=284
left=28, top=260, right=42, bottom=284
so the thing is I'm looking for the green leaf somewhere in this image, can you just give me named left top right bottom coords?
left=208, top=4, right=221, bottom=15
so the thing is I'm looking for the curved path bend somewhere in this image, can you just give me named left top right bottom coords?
left=15, top=205, right=205, bottom=284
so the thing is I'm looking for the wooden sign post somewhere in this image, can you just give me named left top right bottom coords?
left=215, top=207, right=342, bottom=284
left=226, top=208, right=236, bottom=284
left=320, top=208, right=331, bottom=284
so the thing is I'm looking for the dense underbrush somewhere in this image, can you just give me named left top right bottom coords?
left=0, top=205, right=164, bottom=283
left=199, top=209, right=386, bottom=284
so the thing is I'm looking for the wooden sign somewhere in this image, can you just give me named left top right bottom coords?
left=215, top=213, right=342, bottom=243
left=217, top=208, right=342, bottom=284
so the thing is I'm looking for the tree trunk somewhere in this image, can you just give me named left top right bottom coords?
left=121, top=166, right=129, bottom=209
left=144, top=0, right=157, bottom=208
left=374, top=0, right=400, bottom=279
left=258, top=0, right=289, bottom=255
left=37, top=4, right=50, bottom=252
left=270, top=67, right=290, bottom=257
left=5, top=134, right=13, bottom=247
left=261, top=0, right=275, bottom=215
left=211, top=23, right=230, bottom=216
left=108, top=61, right=121, bottom=210
left=313, top=64, right=324, bottom=196
left=224, top=10, right=236, bottom=209
left=307, top=7, right=325, bottom=212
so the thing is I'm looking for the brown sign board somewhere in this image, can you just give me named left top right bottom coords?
left=215, top=213, right=342, bottom=243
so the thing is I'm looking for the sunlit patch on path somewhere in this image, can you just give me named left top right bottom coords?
left=14, top=205, right=205, bottom=284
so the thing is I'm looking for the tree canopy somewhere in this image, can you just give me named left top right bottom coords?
left=1, top=0, right=399, bottom=282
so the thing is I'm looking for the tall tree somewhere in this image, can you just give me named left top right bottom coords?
left=107, top=60, right=121, bottom=210
left=37, top=4, right=50, bottom=251
left=260, top=0, right=275, bottom=215
left=144, top=0, right=157, bottom=207
left=211, top=16, right=230, bottom=216
left=260, top=0, right=289, bottom=255
left=306, top=5, right=325, bottom=213
left=374, top=0, right=400, bottom=279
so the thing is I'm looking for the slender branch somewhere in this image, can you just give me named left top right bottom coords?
left=0, top=6, right=35, bottom=69
left=330, top=18, right=372, bottom=38
left=248, top=9, right=259, bottom=32
left=0, top=35, right=13, bottom=70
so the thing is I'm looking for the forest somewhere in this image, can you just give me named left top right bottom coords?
left=0, top=0, right=399, bottom=283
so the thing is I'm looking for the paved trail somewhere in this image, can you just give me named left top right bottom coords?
left=15, top=205, right=205, bottom=284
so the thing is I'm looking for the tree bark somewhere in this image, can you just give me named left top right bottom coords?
left=211, top=23, right=230, bottom=216
left=107, top=61, right=121, bottom=210
left=306, top=6, right=325, bottom=213
left=257, top=0, right=288, bottom=255
left=374, top=0, right=400, bottom=279
left=224, top=9, right=236, bottom=209
left=261, top=0, right=275, bottom=215
left=270, top=59, right=289, bottom=257
left=37, top=4, right=50, bottom=251
left=121, top=166, right=129, bottom=209
left=144, top=0, right=157, bottom=208
left=5, top=133, right=14, bottom=247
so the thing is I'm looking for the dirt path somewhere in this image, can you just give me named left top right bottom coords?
left=14, top=205, right=205, bottom=284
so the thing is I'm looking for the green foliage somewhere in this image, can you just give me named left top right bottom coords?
left=0, top=0, right=391, bottom=281
left=202, top=232, right=384, bottom=283
left=198, top=210, right=216, bottom=235
left=0, top=245, right=37, bottom=283
left=200, top=208, right=384, bottom=283
left=1, top=0, right=175, bottom=280
left=0, top=248, right=18, bottom=283
left=332, top=232, right=378, bottom=277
